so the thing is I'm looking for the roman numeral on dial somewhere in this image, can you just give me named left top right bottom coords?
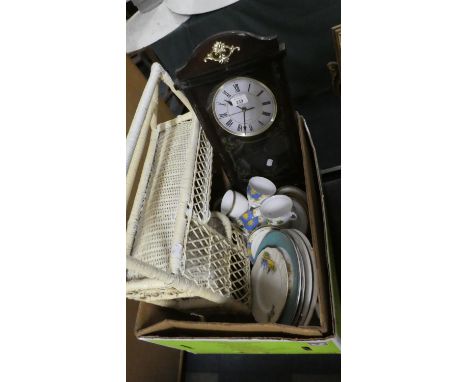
left=213, top=77, right=276, bottom=136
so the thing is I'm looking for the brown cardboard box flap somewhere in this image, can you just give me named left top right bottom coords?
left=137, top=319, right=323, bottom=339
left=135, top=301, right=323, bottom=339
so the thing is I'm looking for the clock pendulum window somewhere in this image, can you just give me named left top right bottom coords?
left=175, top=31, right=304, bottom=190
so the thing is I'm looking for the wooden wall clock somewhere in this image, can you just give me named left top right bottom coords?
left=175, top=31, right=303, bottom=190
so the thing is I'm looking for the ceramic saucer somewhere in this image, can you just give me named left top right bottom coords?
left=251, top=247, right=289, bottom=323
left=286, top=229, right=314, bottom=326
left=256, top=230, right=302, bottom=325
left=277, top=186, right=307, bottom=209
left=289, top=198, right=308, bottom=234
left=282, top=238, right=305, bottom=326
left=247, top=226, right=274, bottom=262
left=292, top=229, right=318, bottom=326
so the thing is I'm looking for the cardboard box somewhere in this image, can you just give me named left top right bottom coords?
left=134, top=116, right=341, bottom=354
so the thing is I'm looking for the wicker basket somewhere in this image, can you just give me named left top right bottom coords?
left=126, top=63, right=250, bottom=314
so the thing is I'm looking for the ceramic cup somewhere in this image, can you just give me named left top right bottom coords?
left=220, top=190, right=249, bottom=219
left=246, top=176, right=277, bottom=208
left=236, top=208, right=265, bottom=234
left=260, top=195, right=297, bottom=226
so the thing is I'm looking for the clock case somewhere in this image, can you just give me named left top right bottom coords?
left=174, top=31, right=304, bottom=190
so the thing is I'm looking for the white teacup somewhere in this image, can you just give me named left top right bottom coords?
left=220, top=190, right=249, bottom=219
left=260, top=195, right=297, bottom=226
left=247, top=176, right=277, bottom=208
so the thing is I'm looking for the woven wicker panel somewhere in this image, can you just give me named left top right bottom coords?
left=129, top=120, right=194, bottom=276
left=128, top=117, right=250, bottom=308
left=229, top=228, right=251, bottom=305
left=127, top=65, right=250, bottom=312
left=191, top=129, right=213, bottom=223
left=181, top=220, right=251, bottom=306
left=182, top=218, right=230, bottom=294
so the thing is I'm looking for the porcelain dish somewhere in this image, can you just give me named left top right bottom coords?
left=277, top=186, right=307, bottom=209
left=286, top=229, right=316, bottom=325
left=251, top=247, right=289, bottom=323
left=287, top=198, right=308, bottom=234
left=255, top=230, right=302, bottom=325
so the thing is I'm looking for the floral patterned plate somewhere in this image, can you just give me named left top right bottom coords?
left=251, top=247, right=289, bottom=323
left=256, top=230, right=302, bottom=325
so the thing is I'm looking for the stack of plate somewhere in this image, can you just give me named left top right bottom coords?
left=250, top=229, right=318, bottom=326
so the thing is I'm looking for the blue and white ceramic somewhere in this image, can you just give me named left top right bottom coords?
left=246, top=176, right=276, bottom=208
left=277, top=186, right=307, bottom=209
left=260, top=195, right=297, bottom=226
left=220, top=190, right=249, bottom=219
left=247, top=226, right=274, bottom=262
left=255, top=230, right=302, bottom=325
left=288, top=197, right=308, bottom=234
left=236, top=208, right=264, bottom=234
left=251, top=247, right=289, bottom=323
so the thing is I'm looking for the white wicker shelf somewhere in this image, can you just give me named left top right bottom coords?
left=126, top=63, right=250, bottom=314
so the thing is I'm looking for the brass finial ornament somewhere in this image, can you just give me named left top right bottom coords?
left=203, top=41, right=240, bottom=64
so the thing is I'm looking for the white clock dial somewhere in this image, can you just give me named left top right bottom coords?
left=212, top=76, right=277, bottom=137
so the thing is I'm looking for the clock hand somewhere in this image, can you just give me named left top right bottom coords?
left=225, top=99, right=233, bottom=106
left=228, top=110, right=245, bottom=117
left=228, top=107, right=255, bottom=117
left=243, top=109, right=247, bottom=135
